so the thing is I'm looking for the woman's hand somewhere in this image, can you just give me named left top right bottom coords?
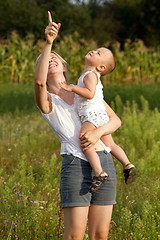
left=79, top=130, right=101, bottom=151
left=45, top=11, right=61, bottom=45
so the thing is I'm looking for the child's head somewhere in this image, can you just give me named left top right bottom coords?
left=85, top=47, right=116, bottom=76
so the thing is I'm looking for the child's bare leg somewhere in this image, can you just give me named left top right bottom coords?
left=81, top=121, right=109, bottom=192
left=81, top=121, right=103, bottom=176
left=101, top=134, right=137, bottom=184
left=101, top=134, right=130, bottom=168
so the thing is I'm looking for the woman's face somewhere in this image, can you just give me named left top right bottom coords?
left=48, top=53, right=65, bottom=76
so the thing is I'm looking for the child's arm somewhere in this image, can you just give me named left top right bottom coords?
left=59, top=72, right=97, bottom=99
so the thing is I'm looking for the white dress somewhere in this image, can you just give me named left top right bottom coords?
left=76, top=70, right=109, bottom=127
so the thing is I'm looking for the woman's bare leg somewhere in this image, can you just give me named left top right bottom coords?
left=63, top=206, right=89, bottom=240
left=88, top=204, right=113, bottom=240
left=101, top=134, right=130, bottom=168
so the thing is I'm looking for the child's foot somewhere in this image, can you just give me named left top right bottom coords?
left=89, top=171, right=109, bottom=193
left=123, top=164, right=137, bottom=184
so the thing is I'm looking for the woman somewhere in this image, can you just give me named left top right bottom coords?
left=34, top=11, right=121, bottom=240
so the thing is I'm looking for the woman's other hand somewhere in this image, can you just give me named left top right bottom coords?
left=79, top=130, right=101, bottom=151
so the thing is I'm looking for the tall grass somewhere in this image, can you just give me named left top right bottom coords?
left=110, top=40, right=160, bottom=85
left=0, top=83, right=160, bottom=116
left=0, top=32, right=44, bottom=84
left=0, top=94, right=160, bottom=239
left=0, top=33, right=160, bottom=84
left=0, top=113, right=62, bottom=239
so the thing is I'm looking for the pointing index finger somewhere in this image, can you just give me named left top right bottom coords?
left=48, top=11, right=52, bottom=24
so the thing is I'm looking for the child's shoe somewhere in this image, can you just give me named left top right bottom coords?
left=89, top=171, right=109, bottom=193
left=123, top=164, right=137, bottom=184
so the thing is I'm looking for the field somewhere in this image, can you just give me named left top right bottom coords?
left=0, top=35, right=160, bottom=239
left=0, top=33, right=160, bottom=86
left=0, top=82, right=160, bottom=239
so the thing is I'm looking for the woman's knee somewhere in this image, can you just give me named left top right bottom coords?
left=64, top=232, right=84, bottom=240
left=90, top=231, right=109, bottom=240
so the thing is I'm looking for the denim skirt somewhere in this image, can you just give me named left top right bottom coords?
left=60, top=151, right=116, bottom=208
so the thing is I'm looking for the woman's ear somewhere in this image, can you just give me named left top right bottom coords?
left=63, top=64, right=66, bottom=72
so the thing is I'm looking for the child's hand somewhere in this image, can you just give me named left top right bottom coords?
left=45, top=11, right=61, bottom=45
left=59, top=82, right=73, bottom=92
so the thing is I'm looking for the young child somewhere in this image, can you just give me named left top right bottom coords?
left=60, top=47, right=137, bottom=192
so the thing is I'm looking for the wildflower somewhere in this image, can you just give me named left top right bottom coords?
left=19, top=194, right=24, bottom=197
left=0, top=194, right=1, bottom=197
left=4, top=199, right=7, bottom=202
left=17, top=200, right=21, bottom=203
left=4, top=220, right=8, bottom=223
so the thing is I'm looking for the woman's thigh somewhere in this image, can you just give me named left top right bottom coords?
left=88, top=204, right=113, bottom=240
left=63, top=206, right=89, bottom=240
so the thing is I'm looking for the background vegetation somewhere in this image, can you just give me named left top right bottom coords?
left=0, top=88, right=160, bottom=239
left=0, top=0, right=160, bottom=47
left=0, top=0, right=160, bottom=239
left=0, top=33, right=160, bottom=85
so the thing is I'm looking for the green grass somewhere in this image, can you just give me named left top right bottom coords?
left=0, top=83, right=160, bottom=239
left=0, top=83, right=36, bottom=115
left=0, top=83, right=160, bottom=116
left=103, top=83, right=160, bottom=112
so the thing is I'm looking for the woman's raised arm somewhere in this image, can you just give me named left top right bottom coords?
left=34, top=11, right=61, bottom=114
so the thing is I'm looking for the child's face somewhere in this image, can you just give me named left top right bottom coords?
left=85, top=48, right=107, bottom=67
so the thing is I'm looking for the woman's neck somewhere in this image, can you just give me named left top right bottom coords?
left=48, top=75, right=75, bottom=105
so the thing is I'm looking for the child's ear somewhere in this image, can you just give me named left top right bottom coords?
left=96, top=65, right=106, bottom=73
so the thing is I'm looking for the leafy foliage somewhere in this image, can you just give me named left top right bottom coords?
left=0, top=34, right=160, bottom=85
left=0, top=0, right=160, bottom=46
